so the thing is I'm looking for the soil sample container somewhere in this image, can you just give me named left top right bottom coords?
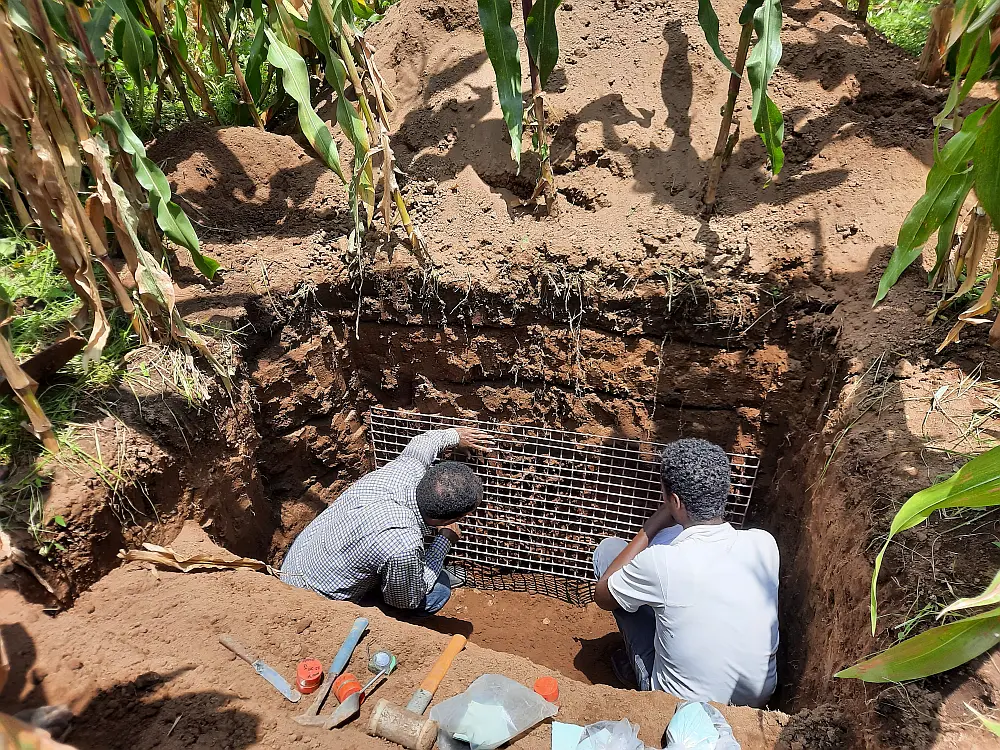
left=533, top=675, right=559, bottom=704
left=296, top=658, right=324, bottom=695
left=333, top=672, right=363, bottom=702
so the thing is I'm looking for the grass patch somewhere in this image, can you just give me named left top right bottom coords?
left=848, top=0, right=935, bottom=57
left=0, top=227, right=139, bottom=545
left=869, top=0, right=935, bottom=57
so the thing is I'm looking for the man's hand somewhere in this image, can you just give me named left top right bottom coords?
left=454, top=427, right=496, bottom=453
left=643, top=497, right=676, bottom=538
left=439, top=522, right=461, bottom=544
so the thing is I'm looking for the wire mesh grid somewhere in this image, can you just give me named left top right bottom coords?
left=369, top=408, right=760, bottom=605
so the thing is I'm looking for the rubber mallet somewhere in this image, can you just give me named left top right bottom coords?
left=368, top=634, right=467, bottom=750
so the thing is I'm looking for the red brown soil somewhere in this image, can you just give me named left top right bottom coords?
left=427, top=590, right=619, bottom=687
left=1, top=526, right=787, bottom=750
left=4, top=0, right=1000, bottom=746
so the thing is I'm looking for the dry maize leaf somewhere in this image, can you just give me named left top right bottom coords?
left=938, top=253, right=1000, bottom=351
left=35, top=68, right=81, bottom=192
left=990, top=310, right=1000, bottom=348
left=0, top=324, right=57, bottom=451
left=119, top=543, right=268, bottom=573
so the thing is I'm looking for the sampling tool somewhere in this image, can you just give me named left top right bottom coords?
left=219, top=634, right=301, bottom=703
left=368, top=634, right=467, bottom=750
left=295, top=616, right=368, bottom=725
left=297, top=654, right=395, bottom=730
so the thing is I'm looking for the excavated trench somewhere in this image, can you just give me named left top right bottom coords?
left=218, top=277, right=855, bottom=718
left=31, top=273, right=861, bottom=734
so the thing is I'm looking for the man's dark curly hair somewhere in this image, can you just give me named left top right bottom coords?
left=416, top=461, right=482, bottom=520
left=660, top=438, right=730, bottom=522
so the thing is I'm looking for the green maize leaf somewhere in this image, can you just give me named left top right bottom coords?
left=41, top=0, right=72, bottom=42
left=99, top=110, right=147, bottom=158
left=839, top=606, right=1000, bottom=682
left=151, top=196, right=218, bottom=279
left=738, top=0, right=764, bottom=24
left=929, top=182, right=969, bottom=280
left=245, top=0, right=266, bottom=102
left=136, top=156, right=171, bottom=200
left=870, top=445, right=1000, bottom=633
left=107, top=0, right=154, bottom=100
left=874, top=106, right=989, bottom=303
left=265, top=29, right=345, bottom=181
left=939, top=569, right=1000, bottom=618
left=82, top=3, right=114, bottom=62
left=745, top=0, right=784, bottom=178
left=757, top=93, right=784, bottom=177
left=935, top=28, right=991, bottom=128
left=306, top=0, right=333, bottom=62
left=478, top=0, right=523, bottom=165
left=697, top=0, right=734, bottom=73
left=973, top=104, right=1000, bottom=229
left=99, top=111, right=219, bottom=279
left=7, top=0, right=34, bottom=35
left=968, top=705, right=1000, bottom=737
left=968, top=0, right=1000, bottom=34
left=525, top=0, right=560, bottom=90
left=173, top=0, right=189, bottom=61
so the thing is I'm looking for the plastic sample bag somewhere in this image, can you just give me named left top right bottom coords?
left=575, top=719, right=648, bottom=750
left=430, top=674, right=558, bottom=750
left=663, top=702, right=741, bottom=750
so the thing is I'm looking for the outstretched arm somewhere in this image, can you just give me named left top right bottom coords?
left=594, top=503, right=675, bottom=610
left=399, top=426, right=496, bottom=467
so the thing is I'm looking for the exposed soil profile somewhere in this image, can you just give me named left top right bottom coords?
left=4, top=0, right=1000, bottom=747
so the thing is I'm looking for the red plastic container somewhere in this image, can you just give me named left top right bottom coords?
left=533, top=675, right=559, bottom=704
left=296, top=658, right=324, bottom=695
left=333, top=672, right=362, bottom=703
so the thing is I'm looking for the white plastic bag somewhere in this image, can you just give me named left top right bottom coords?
left=575, top=719, right=648, bottom=750
left=663, top=702, right=741, bottom=750
left=429, top=674, right=558, bottom=750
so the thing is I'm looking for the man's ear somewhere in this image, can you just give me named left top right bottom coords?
left=669, top=492, right=683, bottom=514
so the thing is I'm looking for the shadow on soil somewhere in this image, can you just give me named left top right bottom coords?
left=0, top=625, right=259, bottom=750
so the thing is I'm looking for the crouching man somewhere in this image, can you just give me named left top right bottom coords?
left=593, top=438, right=779, bottom=707
left=280, top=426, right=493, bottom=616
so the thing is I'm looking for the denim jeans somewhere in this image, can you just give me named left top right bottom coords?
left=594, top=537, right=655, bottom=691
left=376, top=570, right=453, bottom=618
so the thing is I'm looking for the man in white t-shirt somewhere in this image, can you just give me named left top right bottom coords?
left=593, top=438, right=779, bottom=708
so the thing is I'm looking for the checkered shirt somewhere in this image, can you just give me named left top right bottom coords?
left=279, top=428, right=459, bottom=609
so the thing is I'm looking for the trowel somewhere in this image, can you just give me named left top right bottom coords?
left=219, top=634, right=302, bottom=703
left=297, top=663, right=392, bottom=729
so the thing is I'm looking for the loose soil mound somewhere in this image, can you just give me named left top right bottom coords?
left=4, top=0, right=1000, bottom=746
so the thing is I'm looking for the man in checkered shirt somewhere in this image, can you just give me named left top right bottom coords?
left=280, top=426, right=494, bottom=615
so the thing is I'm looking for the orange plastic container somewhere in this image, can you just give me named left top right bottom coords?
left=296, top=658, right=324, bottom=694
left=333, top=672, right=362, bottom=702
left=533, top=676, right=559, bottom=704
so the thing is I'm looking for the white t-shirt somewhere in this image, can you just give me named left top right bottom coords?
left=607, top=522, right=779, bottom=707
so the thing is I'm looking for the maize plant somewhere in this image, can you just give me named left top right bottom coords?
left=917, top=0, right=1000, bottom=85
left=478, top=0, right=561, bottom=214
left=837, top=445, right=1000, bottom=682
left=0, top=0, right=226, bottom=451
left=259, top=0, right=428, bottom=259
left=698, top=0, right=785, bottom=212
left=875, top=0, right=1000, bottom=351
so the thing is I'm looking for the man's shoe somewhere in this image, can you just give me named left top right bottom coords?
left=610, top=648, right=638, bottom=689
left=443, top=566, right=468, bottom=589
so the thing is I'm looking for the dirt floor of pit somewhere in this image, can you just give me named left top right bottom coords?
left=4, top=0, right=1000, bottom=745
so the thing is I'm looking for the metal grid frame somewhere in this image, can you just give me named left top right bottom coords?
left=369, top=408, right=759, bottom=604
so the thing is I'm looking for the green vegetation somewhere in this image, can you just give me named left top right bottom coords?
left=862, top=0, right=935, bottom=57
